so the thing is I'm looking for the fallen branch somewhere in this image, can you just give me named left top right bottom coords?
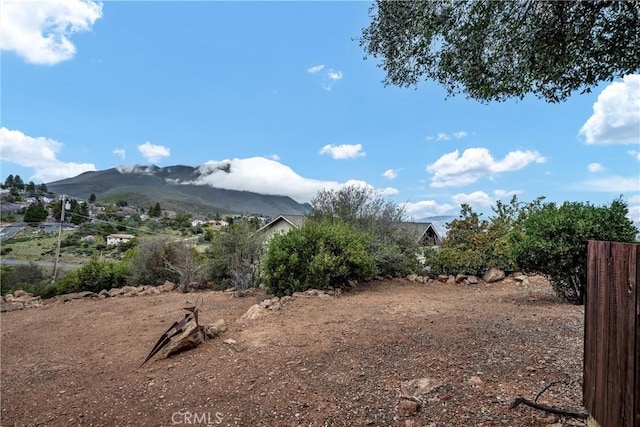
left=510, top=397, right=588, bottom=420
left=510, top=380, right=588, bottom=420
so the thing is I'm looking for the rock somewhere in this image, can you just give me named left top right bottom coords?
left=140, top=288, right=160, bottom=296
left=159, top=281, right=177, bottom=292
left=467, top=275, right=478, bottom=285
left=304, top=289, right=320, bottom=296
left=269, top=303, right=281, bottom=311
left=223, top=338, right=237, bottom=345
left=98, top=289, right=109, bottom=298
left=468, top=376, right=483, bottom=386
left=400, top=377, right=442, bottom=399
left=280, top=296, right=292, bottom=305
left=407, top=274, right=419, bottom=282
left=1, top=301, right=24, bottom=312
left=223, top=287, right=237, bottom=293
left=13, top=290, right=30, bottom=298
left=203, top=319, right=226, bottom=338
left=455, top=274, right=467, bottom=284
left=81, top=235, right=95, bottom=243
left=121, top=286, right=138, bottom=295
left=108, top=288, right=124, bottom=297
left=483, top=267, right=505, bottom=283
left=347, top=280, right=358, bottom=288
left=446, top=275, right=456, bottom=284
left=240, top=304, right=264, bottom=320
left=158, top=321, right=206, bottom=359
left=4, top=294, right=14, bottom=302
left=397, top=398, right=420, bottom=416
left=292, top=292, right=307, bottom=298
left=78, top=291, right=97, bottom=298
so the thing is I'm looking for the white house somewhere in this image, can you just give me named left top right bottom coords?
left=106, top=233, right=135, bottom=246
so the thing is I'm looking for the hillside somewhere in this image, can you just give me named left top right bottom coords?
left=45, top=165, right=312, bottom=217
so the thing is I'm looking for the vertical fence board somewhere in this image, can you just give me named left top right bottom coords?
left=585, top=241, right=639, bottom=427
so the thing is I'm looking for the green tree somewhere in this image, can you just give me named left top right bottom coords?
left=12, top=175, right=24, bottom=190
left=205, top=221, right=264, bottom=296
left=511, top=197, right=637, bottom=304
left=23, top=201, right=48, bottom=224
left=310, top=185, right=419, bottom=277
left=88, top=193, right=96, bottom=203
left=263, top=220, right=376, bottom=297
left=38, top=183, right=48, bottom=193
left=25, top=181, right=36, bottom=193
left=4, top=174, right=14, bottom=188
left=149, top=202, right=162, bottom=217
left=360, top=1, right=640, bottom=102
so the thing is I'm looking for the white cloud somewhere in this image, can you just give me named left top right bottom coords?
left=426, top=147, right=545, bottom=187
left=453, top=131, right=468, bottom=139
left=587, top=162, right=605, bottom=173
left=576, top=176, right=640, bottom=192
left=628, top=150, right=640, bottom=161
left=628, top=205, right=640, bottom=227
left=137, top=142, right=170, bottom=163
left=113, top=148, right=126, bottom=159
left=327, top=70, right=343, bottom=81
left=320, top=68, right=343, bottom=91
left=579, top=74, right=640, bottom=144
left=451, top=189, right=523, bottom=208
left=400, top=200, right=454, bottom=219
left=427, top=131, right=468, bottom=141
left=0, top=0, right=103, bottom=65
left=0, top=127, right=96, bottom=182
left=186, top=157, right=393, bottom=203
left=628, top=195, right=640, bottom=204
left=268, top=154, right=280, bottom=161
left=307, top=64, right=325, bottom=74
left=319, top=143, right=365, bottom=160
left=382, top=169, right=398, bottom=180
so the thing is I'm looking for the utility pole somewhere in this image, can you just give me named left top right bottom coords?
left=51, top=195, right=66, bottom=283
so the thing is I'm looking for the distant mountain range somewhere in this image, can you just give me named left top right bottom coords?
left=46, top=164, right=312, bottom=217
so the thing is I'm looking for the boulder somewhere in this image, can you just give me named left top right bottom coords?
left=121, top=286, right=138, bottom=295
left=203, top=319, right=226, bottom=338
left=240, top=304, right=264, bottom=321
left=13, top=290, right=29, bottom=298
left=1, top=301, right=24, bottom=312
left=108, top=288, right=124, bottom=297
left=467, top=275, right=478, bottom=285
left=159, top=281, right=177, bottom=292
left=455, top=274, right=467, bottom=284
left=98, top=289, right=109, bottom=298
left=158, top=321, right=206, bottom=359
left=483, top=267, right=505, bottom=283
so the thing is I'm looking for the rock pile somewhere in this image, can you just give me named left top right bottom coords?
left=1, top=280, right=179, bottom=312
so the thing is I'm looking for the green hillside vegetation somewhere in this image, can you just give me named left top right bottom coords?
left=2, top=179, right=637, bottom=305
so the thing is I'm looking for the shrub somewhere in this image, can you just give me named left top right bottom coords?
left=511, top=197, right=637, bottom=304
left=0, top=264, right=48, bottom=295
left=263, top=220, right=376, bottom=297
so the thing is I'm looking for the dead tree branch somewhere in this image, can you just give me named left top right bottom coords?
left=510, top=380, right=588, bottom=420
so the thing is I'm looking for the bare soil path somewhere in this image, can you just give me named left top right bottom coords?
left=1, top=277, right=585, bottom=427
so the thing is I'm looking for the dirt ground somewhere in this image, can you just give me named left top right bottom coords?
left=1, top=276, right=586, bottom=427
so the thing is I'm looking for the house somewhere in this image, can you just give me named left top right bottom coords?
left=106, top=233, right=135, bottom=246
left=398, top=222, right=442, bottom=247
left=254, top=214, right=307, bottom=242
left=256, top=215, right=442, bottom=247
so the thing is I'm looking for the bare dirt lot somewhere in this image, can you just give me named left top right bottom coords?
left=1, top=277, right=586, bottom=427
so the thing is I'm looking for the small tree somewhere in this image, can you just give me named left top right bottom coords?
left=205, top=221, right=264, bottom=296
left=23, top=201, right=48, bottom=224
left=88, top=193, right=96, bottom=203
left=511, top=197, right=637, bottom=304
left=310, top=185, right=419, bottom=277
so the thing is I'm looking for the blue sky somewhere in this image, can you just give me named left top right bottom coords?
left=1, top=1, right=639, bottom=225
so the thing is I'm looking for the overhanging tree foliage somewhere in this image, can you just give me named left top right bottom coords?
left=360, top=0, right=640, bottom=102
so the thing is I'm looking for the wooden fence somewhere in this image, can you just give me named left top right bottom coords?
left=584, top=240, right=639, bottom=427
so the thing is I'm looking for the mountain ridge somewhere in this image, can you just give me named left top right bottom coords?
left=46, top=164, right=312, bottom=217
